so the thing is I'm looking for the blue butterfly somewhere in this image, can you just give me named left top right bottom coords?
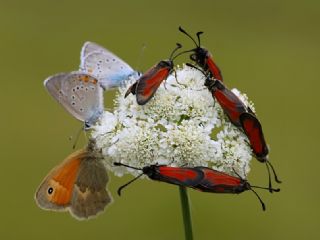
left=80, top=42, right=140, bottom=90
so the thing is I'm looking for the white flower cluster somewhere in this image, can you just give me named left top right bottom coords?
left=91, top=65, right=254, bottom=178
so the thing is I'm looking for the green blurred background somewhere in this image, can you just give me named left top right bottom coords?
left=1, top=0, right=319, bottom=239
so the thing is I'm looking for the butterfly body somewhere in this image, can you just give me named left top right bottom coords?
left=35, top=140, right=112, bottom=220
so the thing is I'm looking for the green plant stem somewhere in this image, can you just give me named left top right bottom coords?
left=179, top=186, right=193, bottom=240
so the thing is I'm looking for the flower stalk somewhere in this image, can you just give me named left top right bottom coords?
left=179, top=186, right=193, bottom=240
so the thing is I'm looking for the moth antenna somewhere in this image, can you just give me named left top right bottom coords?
left=179, top=26, right=199, bottom=47
left=171, top=49, right=195, bottom=61
left=250, top=188, right=266, bottom=211
left=196, top=31, right=204, bottom=46
left=185, top=63, right=206, bottom=75
left=113, top=162, right=143, bottom=171
left=117, top=173, right=144, bottom=196
left=251, top=185, right=280, bottom=192
left=169, top=43, right=182, bottom=60
left=231, top=167, right=243, bottom=179
left=267, top=161, right=282, bottom=183
left=265, top=163, right=273, bottom=193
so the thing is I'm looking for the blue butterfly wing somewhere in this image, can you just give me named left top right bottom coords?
left=44, top=71, right=104, bottom=127
left=80, top=42, right=139, bottom=90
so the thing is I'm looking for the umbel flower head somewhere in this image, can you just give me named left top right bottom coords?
left=91, top=65, right=255, bottom=179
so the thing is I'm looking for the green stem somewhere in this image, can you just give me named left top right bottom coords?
left=179, top=186, right=193, bottom=240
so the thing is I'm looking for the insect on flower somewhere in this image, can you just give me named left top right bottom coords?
left=44, top=72, right=104, bottom=129
left=178, top=26, right=223, bottom=82
left=193, top=167, right=279, bottom=211
left=186, top=65, right=281, bottom=190
left=35, top=139, right=112, bottom=220
left=187, top=64, right=251, bottom=127
left=124, top=43, right=183, bottom=105
left=239, top=112, right=282, bottom=186
left=113, top=162, right=204, bottom=195
left=114, top=163, right=279, bottom=211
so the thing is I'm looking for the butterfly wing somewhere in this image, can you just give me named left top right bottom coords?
left=70, top=154, right=111, bottom=219
left=35, top=147, right=112, bottom=220
left=35, top=149, right=85, bottom=212
left=44, top=72, right=103, bottom=126
left=240, top=112, right=269, bottom=162
left=80, top=41, right=138, bottom=89
left=135, top=62, right=171, bottom=105
left=80, top=41, right=106, bottom=58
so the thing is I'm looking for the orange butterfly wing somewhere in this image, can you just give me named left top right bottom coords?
left=35, top=150, right=84, bottom=210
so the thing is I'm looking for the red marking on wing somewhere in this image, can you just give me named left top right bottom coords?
left=136, top=66, right=170, bottom=105
left=206, top=56, right=223, bottom=82
left=240, top=113, right=268, bottom=160
left=158, top=166, right=201, bottom=183
left=214, top=87, right=247, bottom=126
left=201, top=168, right=241, bottom=186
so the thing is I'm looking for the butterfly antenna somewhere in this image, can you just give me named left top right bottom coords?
left=70, top=126, right=83, bottom=149
left=267, top=161, right=282, bottom=183
left=179, top=26, right=199, bottom=47
left=117, top=173, right=144, bottom=196
left=136, top=43, right=146, bottom=73
left=250, top=188, right=266, bottom=211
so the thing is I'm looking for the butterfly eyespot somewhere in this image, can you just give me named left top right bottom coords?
left=106, top=59, right=109, bottom=62
left=58, top=90, right=63, bottom=95
left=71, top=95, right=75, bottom=99
left=47, top=187, right=53, bottom=195
left=81, top=85, right=84, bottom=89
left=80, top=108, right=84, bottom=112
left=76, top=86, right=80, bottom=90
left=112, top=59, right=115, bottom=61
left=72, top=88, right=76, bottom=92
left=91, top=86, right=95, bottom=90
left=85, top=87, right=88, bottom=91
left=71, top=101, right=76, bottom=106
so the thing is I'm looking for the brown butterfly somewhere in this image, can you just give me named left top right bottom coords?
left=35, top=140, right=112, bottom=220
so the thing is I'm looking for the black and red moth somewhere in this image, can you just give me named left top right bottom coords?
left=179, top=26, right=223, bottom=82
left=203, top=75, right=281, bottom=186
left=114, top=163, right=279, bottom=211
left=204, top=76, right=253, bottom=127
left=125, top=43, right=182, bottom=105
